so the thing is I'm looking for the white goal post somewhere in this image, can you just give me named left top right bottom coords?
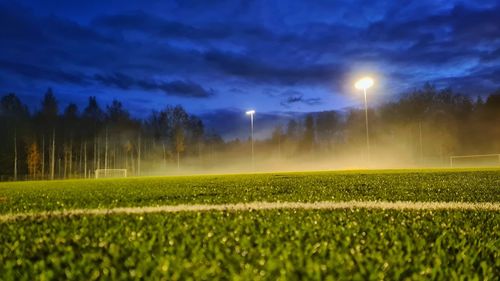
left=450, top=154, right=500, bottom=168
left=95, top=169, right=128, bottom=179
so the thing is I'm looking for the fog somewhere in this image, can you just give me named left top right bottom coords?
left=1, top=85, right=500, bottom=181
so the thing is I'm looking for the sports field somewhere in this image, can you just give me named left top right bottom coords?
left=1, top=169, right=499, bottom=280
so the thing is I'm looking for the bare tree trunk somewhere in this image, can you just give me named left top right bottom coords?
left=14, top=132, right=17, bottom=181
left=278, top=133, right=281, bottom=159
left=51, top=130, right=55, bottom=180
left=64, top=145, right=67, bottom=179
left=419, top=121, right=423, bottom=163
left=41, top=136, right=45, bottom=178
left=137, top=134, right=141, bottom=176
left=198, top=142, right=202, bottom=160
left=177, top=151, right=180, bottom=171
left=93, top=135, right=97, bottom=172
left=69, top=139, right=73, bottom=177
left=125, top=149, right=129, bottom=173
left=96, top=136, right=100, bottom=170
left=130, top=147, right=135, bottom=175
left=162, top=142, right=167, bottom=169
left=104, top=128, right=108, bottom=175
left=84, top=141, right=87, bottom=178
left=78, top=141, right=83, bottom=177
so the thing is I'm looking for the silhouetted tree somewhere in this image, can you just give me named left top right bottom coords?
left=27, top=142, right=41, bottom=178
left=175, top=125, right=185, bottom=169
left=271, top=125, right=284, bottom=157
left=37, top=88, right=59, bottom=131
left=286, top=119, right=299, bottom=139
left=316, top=111, right=340, bottom=150
left=300, top=114, right=315, bottom=152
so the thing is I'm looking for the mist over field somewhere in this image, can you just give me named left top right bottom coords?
left=1, top=85, right=500, bottom=180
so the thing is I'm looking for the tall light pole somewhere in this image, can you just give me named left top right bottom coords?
left=246, top=110, right=255, bottom=169
left=355, top=77, right=374, bottom=158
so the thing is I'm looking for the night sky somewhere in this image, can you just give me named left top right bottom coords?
left=1, top=0, right=499, bottom=138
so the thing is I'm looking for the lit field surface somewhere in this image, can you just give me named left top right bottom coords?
left=1, top=169, right=499, bottom=280
left=1, top=169, right=500, bottom=214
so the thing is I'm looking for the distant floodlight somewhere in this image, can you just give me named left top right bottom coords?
left=355, top=77, right=374, bottom=90
left=354, top=77, right=375, bottom=160
left=246, top=110, right=255, bottom=170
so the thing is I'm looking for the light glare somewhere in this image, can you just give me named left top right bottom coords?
left=355, top=77, right=374, bottom=90
left=246, top=110, right=255, bottom=115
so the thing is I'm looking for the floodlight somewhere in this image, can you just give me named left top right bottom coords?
left=354, top=77, right=374, bottom=90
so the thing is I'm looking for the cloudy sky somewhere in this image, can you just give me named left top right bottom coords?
left=0, top=0, right=499, bottom=137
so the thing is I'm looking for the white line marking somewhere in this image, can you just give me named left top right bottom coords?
left=1, top=201, right=499, bottom=222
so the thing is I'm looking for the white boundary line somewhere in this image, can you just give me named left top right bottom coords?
left=1, top=201, right=499, bottom=222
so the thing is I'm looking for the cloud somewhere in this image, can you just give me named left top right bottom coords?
left=94, top=72, right=214, bottom=98
left=94, top=72, right=134, bottom=89
left=93, top=11, right=282, bottom=44
left=204, top=50, right=343, bottom=85
left=93, top=12, right=231, bottom=41
left=0, top=60, right=88, bottom=85
left=155, top=80, right=215, bottom=98
left=279, top=90, right=322, bottom=108
left=365, top=3, right=500, bottom=44
left=0, top=0, right=499, bottom=115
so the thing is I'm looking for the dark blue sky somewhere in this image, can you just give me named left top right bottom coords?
left=1, top=0, right=499, bottom=137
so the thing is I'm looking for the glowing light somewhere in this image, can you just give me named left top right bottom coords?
left=246, top=109, right=255, bottom=170
left=354, top=77, right=374, bottom=90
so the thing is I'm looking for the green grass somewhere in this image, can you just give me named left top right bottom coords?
left=1, top=210, right=499, bottom=280
left=1, top=168, right=499, bottom=280
left=1, top=169, right=499, bottom=214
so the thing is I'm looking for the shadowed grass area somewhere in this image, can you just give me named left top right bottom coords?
left=1, top=210, right=499, bottom=280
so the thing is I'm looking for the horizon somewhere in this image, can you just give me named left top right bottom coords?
left=3, top=84, right=496, bottom=141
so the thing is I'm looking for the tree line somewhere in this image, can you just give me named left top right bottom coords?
left=223, top=84, right=500, bottom=167
left=0, top=88, right=223, bottom=180
left=270, top=84, right=500, bottom=164
left=1, top=85, right=500, bottom=180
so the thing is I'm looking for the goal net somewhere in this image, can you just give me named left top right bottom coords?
left=450, top=154, right=500, bottom=168
left=95, top=169, right=128, bottom=179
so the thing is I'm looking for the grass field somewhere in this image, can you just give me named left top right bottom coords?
left=1, top=169, right=499, bottom=280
